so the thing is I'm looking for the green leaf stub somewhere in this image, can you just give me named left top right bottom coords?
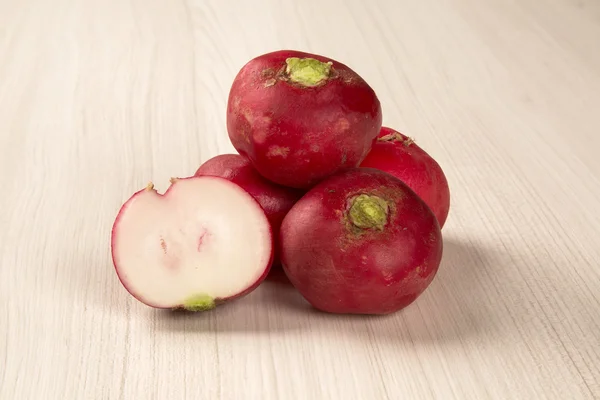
left=285, top=57, right=332, bottom=87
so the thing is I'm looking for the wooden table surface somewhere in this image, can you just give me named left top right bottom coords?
left=1, top=0, right=599, bottom=399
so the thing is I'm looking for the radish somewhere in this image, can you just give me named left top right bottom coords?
left=110, top=176, right=273, bottom=311
left=279, top=168, right=443, bottom=315
left=360, top=127, right=450, bottom=228
left=195, top=153, right=304, bottom=277
left=226, top=49, right=382, bottom=189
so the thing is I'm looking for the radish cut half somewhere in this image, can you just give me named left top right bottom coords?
left=111, top=176, right=274, bottom=311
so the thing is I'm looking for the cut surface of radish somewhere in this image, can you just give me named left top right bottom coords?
left=111, top=176, right=273, bottom=310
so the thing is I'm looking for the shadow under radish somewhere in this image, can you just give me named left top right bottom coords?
left=263, top=235, right=520, bottom=344
left=152, top=236, right=521, bottom=342
left=152, top=280, right=308, bottom=333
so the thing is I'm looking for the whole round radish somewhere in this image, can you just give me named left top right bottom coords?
left=360, top=127, right=450, bottom=228
left=279, top=168, right=443, bottom=315
left=111, top=176, right=273, bottom=311
left=195, top=153, right=304, bottom=277
left=227, top=49, right=382, bottom=189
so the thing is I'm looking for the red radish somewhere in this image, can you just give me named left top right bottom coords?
left=227, top=49, right=382, bottom=189
left=279, top=168, right=443, bottom=315
left=360, top=127, right=450, bottom=228
left=111, top=176, right=273, bottom=311
left=195, top=153, right=304, bottom=278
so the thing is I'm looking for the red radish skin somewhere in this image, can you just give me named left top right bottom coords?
left=195, top=153, right=304, bottom=279
left=227, top=49, right=383, bottom=189
left=279, top=168, right=443, bottom=315
left=111, top=176, right=274, bottom=311
left=360, top=127, right=450, bottom=228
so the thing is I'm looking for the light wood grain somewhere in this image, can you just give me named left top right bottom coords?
left=1, top=0, right=599, bottom=399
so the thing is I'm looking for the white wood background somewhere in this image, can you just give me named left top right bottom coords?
left=1, top=0, right=599, bottom=399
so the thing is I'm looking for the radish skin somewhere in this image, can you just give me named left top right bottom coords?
left=279, top=168, right=443, bottom=315
left=227, top=50, right=382, bottom=189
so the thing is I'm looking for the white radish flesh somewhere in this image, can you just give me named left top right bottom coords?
left=111, top=176, right=273, bottom=311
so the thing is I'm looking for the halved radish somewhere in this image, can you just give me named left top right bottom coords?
left=110, top=176, right=274, bottom=311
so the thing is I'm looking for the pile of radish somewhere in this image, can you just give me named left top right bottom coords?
left=111, top=50, right=450, bottom=315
